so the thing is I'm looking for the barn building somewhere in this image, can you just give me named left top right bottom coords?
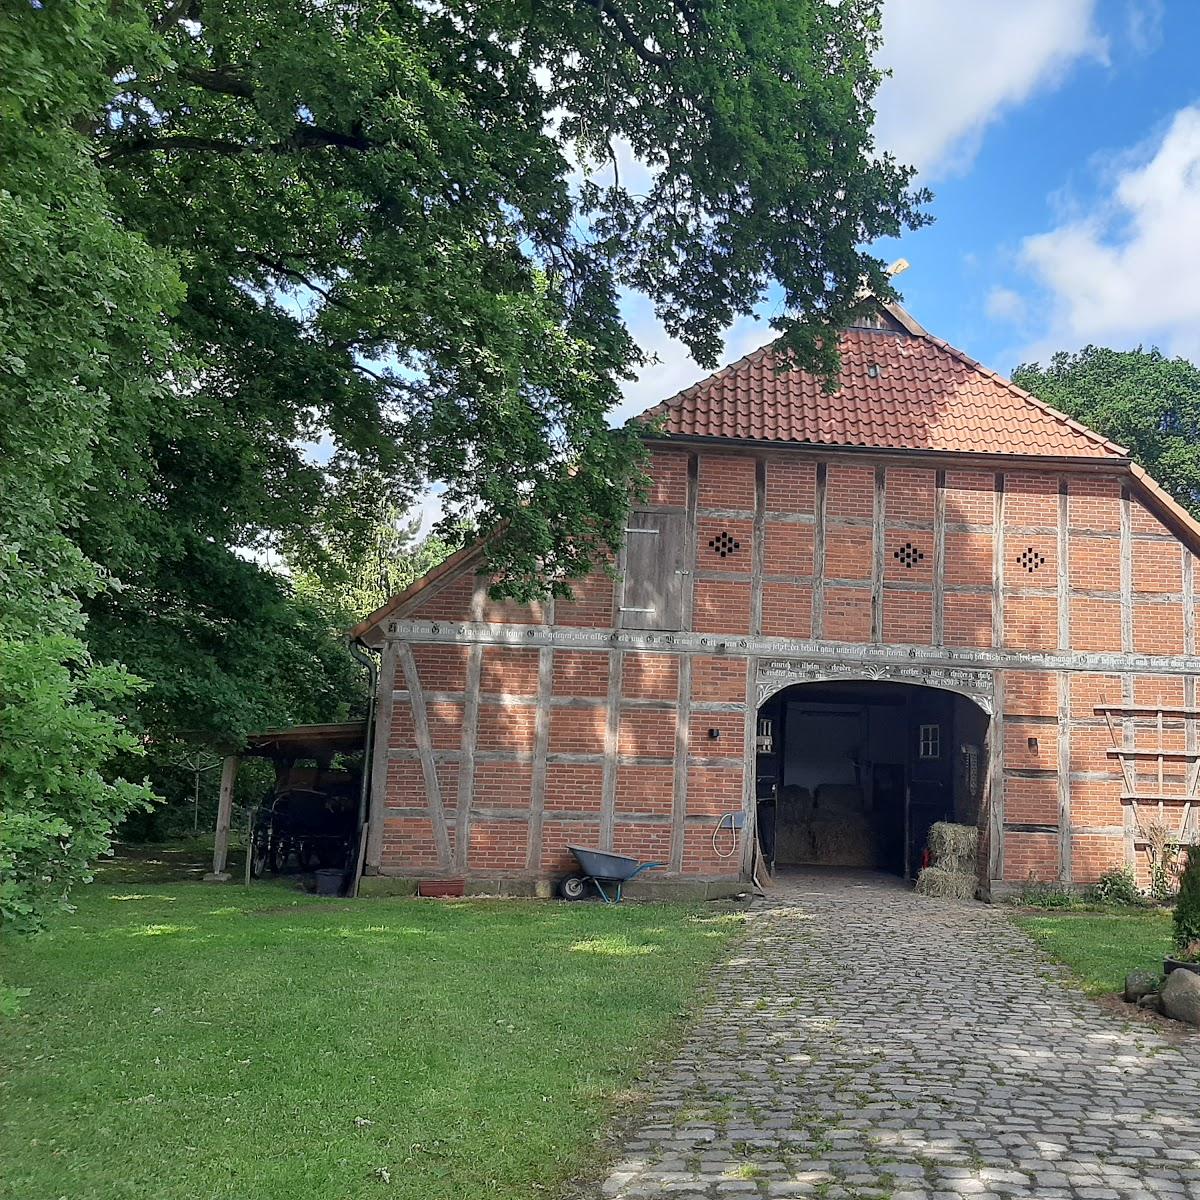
left=350, top=304, right=1200, bottom=898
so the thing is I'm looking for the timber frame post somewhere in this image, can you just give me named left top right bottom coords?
left=205, top=754, right=240, bottom=881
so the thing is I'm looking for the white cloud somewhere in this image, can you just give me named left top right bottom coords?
left=1125, top=0, right=1165, bottom=56
left=875, top=0, right=1105, bottom=179
left=985, top=286, right=1027, bottom=325
left=1018, top=105, right=1200, bottom=360
left=612, top=298, right=771, bottom=424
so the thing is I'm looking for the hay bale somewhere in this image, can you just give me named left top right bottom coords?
left=808, top=816, right=876, bottom=867
left=927, top=822, right=978, bottom=874
left=914, top=865, right=976, bottom=900
left=814, top=784, right=865, bottom=816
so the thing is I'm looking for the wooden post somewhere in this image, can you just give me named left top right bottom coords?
left=205, top=755, right=239, bottom=881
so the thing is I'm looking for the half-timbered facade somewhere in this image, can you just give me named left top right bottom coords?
left=351, top=305, right=1200, bottom=897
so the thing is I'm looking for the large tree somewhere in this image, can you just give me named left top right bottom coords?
left=0, top=4, right=181, bottom=930
left=6, top=0, right=928, bottom=898
left=1014, top=347, right=1200, bottom=515
left=86, top=0, right=926, bottom=595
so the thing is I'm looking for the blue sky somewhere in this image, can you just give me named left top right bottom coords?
left=613, top=0, right=1200, bottom=423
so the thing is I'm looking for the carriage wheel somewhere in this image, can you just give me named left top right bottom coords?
left=270, top=836, right=291, bottom=875
left=557, top=874, right=589, bottom=901
left=249, top=823, right=269, bottom=879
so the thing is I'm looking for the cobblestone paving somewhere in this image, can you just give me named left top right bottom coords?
left=600, top=872, right=1200, bottom=1200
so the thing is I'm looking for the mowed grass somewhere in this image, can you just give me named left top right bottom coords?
left=1, top=883, right=743, bottom=1200
left=1013, top=908, right=1174, bottom=994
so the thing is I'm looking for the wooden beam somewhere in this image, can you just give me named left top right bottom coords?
left=206, top=754, right=239, bottom=880
left=365, top=642, right=398, bottom=871
left=670, top=655, right=693, bottom=874
left=599, top=650, right=623, bottom=850
left=524, top=646, right=554, bottom=875
left=992, top=474, right=1005, bottom=649
left=870, top=465, right=885, bottom=643
left=454, top=643, right=483, bottom=873
left=811, top=462, right=827, bottom=639
left=750, top=457, right=766, bottom=636
left=398, top=643, right=453, bottom=870
left=932, top=469, right=946, bottom=647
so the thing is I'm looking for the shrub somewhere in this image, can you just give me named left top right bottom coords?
left=1174, top=846, right=1200, bottom=952
left=1087, top=866, right=1144, bottom=908
left=1013, top=875, right=1075, bottom=909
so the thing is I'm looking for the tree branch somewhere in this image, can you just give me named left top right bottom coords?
left=98, top=123, right=377, bottom=162
left=176, top=66, right=255, bottom=99
left=152, top=0, right=199, bottom=32
left=579, top=0, right=668, bottom=67
left=248, top=254, right=363, bottom=316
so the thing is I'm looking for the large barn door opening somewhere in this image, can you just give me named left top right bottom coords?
left=754, top=680, right=989, bottom=880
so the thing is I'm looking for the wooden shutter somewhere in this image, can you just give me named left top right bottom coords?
left=619, top=510, right=686, bottom=630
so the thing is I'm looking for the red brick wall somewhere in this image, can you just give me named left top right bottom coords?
left=372, top=444, right=1200, bottom=892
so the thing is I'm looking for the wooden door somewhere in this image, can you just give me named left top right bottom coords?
left=618, top=510, right=687, bottom=631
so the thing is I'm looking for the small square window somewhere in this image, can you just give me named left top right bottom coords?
left=918, top=723, right=941, bottom=760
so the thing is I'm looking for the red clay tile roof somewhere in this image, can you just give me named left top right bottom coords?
left=642, top=310, right=1128, bottom=460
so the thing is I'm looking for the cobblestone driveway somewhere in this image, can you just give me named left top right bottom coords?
left=600, top=872, right=1200, bottom=1200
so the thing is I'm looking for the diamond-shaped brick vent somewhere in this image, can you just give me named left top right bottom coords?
left=1017, top=547, right=1046, bottom=573
left=893, top=542, right=925, bottom=569
left=709, top=531, right=741, bottom=559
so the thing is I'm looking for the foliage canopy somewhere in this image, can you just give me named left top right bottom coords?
left=1014, top=346, right=1200, bottom=516
left=2, top=0, right=926, bottom=923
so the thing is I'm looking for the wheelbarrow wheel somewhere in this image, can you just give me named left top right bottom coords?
left=557, top=873, right=589, bottom=901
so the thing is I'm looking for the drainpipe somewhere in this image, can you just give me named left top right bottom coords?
left=347, top=637, right=380, bottom=898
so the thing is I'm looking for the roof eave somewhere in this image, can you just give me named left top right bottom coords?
left=642, top=431, right=1130, bottom=472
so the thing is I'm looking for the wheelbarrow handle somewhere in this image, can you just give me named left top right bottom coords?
left=626, top=860, right=665, bottom=881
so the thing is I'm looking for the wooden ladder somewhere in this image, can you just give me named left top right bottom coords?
left=1095, top=701, right=1199, bottom=857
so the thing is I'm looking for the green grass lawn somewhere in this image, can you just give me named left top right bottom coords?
left=1013, top=908, right=1174, bottom=995
left=1, top=883, right=742, bottom=1200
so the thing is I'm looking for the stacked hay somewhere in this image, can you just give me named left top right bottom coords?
left=915, top=821, right=978, bottom=900
left=808, top=816, right=877, bottom=867
left=775, top=784, right=878, bottom=867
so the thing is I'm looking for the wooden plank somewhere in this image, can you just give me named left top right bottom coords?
left=1095, top=705, right=1200, bottom=717
left=381, top=617, right=1200, bottom=679
left=208, top=754, right=240, bottom=878
left=620, top=510, right=686, bottom=630
left=1121, top=793, right=1198, bottom=803
left=1106, top=747, right=1200, bottom=761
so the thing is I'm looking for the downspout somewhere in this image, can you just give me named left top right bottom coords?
left=347, top=637, right=380, bottom=898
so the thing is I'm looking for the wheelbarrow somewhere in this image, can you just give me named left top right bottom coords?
left=557, top=846, right=664, bottom=903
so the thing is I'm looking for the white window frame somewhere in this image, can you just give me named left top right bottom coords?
left=918, top=723, right=941, bottom=760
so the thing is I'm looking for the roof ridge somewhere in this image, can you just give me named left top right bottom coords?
left=920, top=332, right=1129, bottom=458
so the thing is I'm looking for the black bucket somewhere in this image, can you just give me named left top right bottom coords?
left=314, top=868, right=345, bottom=897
